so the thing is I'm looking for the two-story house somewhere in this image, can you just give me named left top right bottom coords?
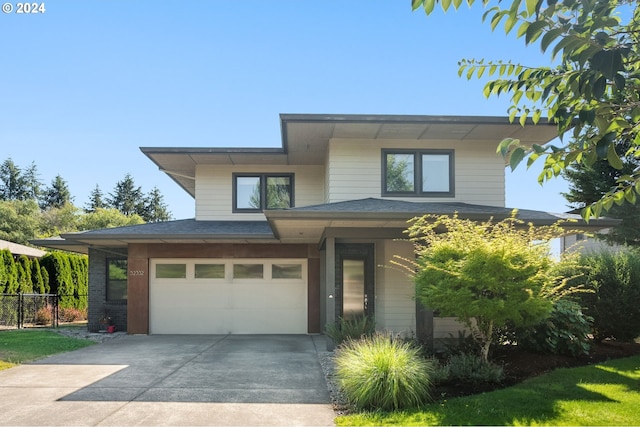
left=35, top=114, right=617, bottom=339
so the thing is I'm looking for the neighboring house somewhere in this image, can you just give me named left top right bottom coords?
left=561, top=229, right=624, bottom=254
left=33, top=114, right=617, bottom=339
left=0, top=239, right=46, bottom=259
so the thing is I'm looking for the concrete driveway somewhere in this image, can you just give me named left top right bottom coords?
left=0, top=334, right=335, bottom=426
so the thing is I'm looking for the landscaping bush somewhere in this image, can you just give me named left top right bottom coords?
left=34, top=305, right=53, bottom=325
left=516, top=299, right=593, bottom=357
left=577, top=249, right=640, bottom=342
left=428, top=357, right=451, bottom=385
left=59, top=307, right=87, bottom=322
left=335, top=332, right=434, bottom=411
left=441, top=330, right=481, bottom=357
left=325, top=315, right=375, bottom=346
left=407, top=213, right=566, bottom=362
left=445, top=353, right=504, bottom=384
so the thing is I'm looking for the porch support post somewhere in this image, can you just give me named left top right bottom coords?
left=127, top=243, right=149, bottom=334
left=325, top=236, right=336, bottom=331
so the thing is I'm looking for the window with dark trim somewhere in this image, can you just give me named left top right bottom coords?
left=106, top=258, right=127, bottom=301
left=233, top=173, right=294, bottom=212
left=382, top=149, right=454, bottom=197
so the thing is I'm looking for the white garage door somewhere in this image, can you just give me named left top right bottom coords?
left=149, top=258, right=308, bottom=334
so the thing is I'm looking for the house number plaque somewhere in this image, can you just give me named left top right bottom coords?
left=129, top=270, right=145, bottom=277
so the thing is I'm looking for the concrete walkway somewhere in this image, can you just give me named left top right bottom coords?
left=0, top=334, right=335, bottom=426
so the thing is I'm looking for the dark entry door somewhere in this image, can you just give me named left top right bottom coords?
left=335, top=244, right=375, bottom=320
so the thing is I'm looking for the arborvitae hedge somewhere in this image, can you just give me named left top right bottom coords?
left=0, top=249, right=87, bottom=309
left=0, top=250, right=18, bottom=294
left=40, top=252, right=88, bottom=309
left=17, top=255, right=33, bottom=293
left=30, top=258, right=46, bottom=294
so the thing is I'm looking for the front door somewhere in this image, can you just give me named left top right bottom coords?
left=335, top=244, right=375, bottom=321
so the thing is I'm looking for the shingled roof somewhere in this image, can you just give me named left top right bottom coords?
left=0, top=239, right=46, bottom=258
left=271, top=198, right=617, bottom=226
left=31, top=199, right=619, bottom=252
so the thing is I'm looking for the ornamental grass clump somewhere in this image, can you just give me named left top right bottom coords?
left=325, top=314, right=375, bottom=345
left=335, top=332, right=434, bottom=411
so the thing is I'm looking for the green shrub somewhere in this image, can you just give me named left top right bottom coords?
left=40, top=252, right=88, bottom=309
left=577, top=249, right=640, bottom=342
left=335, top=332, right=434, bottom=411
left=16, top=255, right=33, bottom=293
left=30, top=259, right=46, bottom=294
left=325, top=315, right=375, bottom=346
left=446, top=353, right=504, bottom=384
left=441, top=330, right=481, bottom=357
left=409, top=213, right=563, bottom=362
left=429, top=357, right=451, bottom=385
left=0, top=249, right=18, bottom=293
left=517, top=299, right=593, bottom=356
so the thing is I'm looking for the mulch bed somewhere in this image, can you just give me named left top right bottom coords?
left=434, top=340, right=640, bottom=399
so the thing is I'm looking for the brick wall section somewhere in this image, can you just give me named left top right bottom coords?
left=88, top=247, right=128, bottom=333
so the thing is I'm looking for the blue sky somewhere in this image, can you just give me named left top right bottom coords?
left=1, top=0, right=569, bottom=220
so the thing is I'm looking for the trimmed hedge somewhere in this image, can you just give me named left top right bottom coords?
left=0, top=249, right=87, bottom=310
left=40, top=252, right=88, bottom=309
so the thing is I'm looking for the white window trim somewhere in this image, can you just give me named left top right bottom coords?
left=150, top=259, right=307, bottom=284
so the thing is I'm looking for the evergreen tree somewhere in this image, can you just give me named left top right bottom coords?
left=140, top=186, right=172, bottom=222
left=0, top=159, right=41, bottom=201
left=0, top=249, right=18, bottom=294
left=40, top=265, right=50, bottom=293
left=563, top=140, right=640, bottom=246
left=31, top=258, right=46, bottom=294
left=85, top=184, right=107, bottom=213
left=40, top=175, right=73, bottom=209
left=22, top=162, right=41, bottom=200
left=107, top=173, right=144, bottom=216
left=16, top=255, right=33, bottom=293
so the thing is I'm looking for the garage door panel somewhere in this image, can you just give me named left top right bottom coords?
left=152, top=311, right=232, bottom=334
left=151, top=284, right=232, bottom=309
left=230, top=309, right=307, bottom=334
left=150, top=259, right=308, bottom=334
left=233, top=283, right=305, bottom=307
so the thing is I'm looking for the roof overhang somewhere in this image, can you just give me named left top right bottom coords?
left=30, top=220, right=279, bottom=254
left=141, top=114, right=560, bottom=197
left=264, top=199, right=620, bottom=245
left=32, top=200, right=620, bottom=252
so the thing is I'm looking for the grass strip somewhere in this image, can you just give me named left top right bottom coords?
left=336, top=355, right=640, bottom=426
left=0, top=329, right=94, bottom=369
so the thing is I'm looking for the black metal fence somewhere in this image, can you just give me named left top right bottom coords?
left=0, top=293, right=58, bottom=329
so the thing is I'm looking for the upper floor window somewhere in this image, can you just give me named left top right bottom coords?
left=382, top=149, right=454, bottom=197
left=233, top=173, right=294, bottom=212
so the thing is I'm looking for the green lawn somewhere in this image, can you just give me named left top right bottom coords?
left=0, top=329, right=94, bottom=370
left=336, top=355, right=640, bottom=426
